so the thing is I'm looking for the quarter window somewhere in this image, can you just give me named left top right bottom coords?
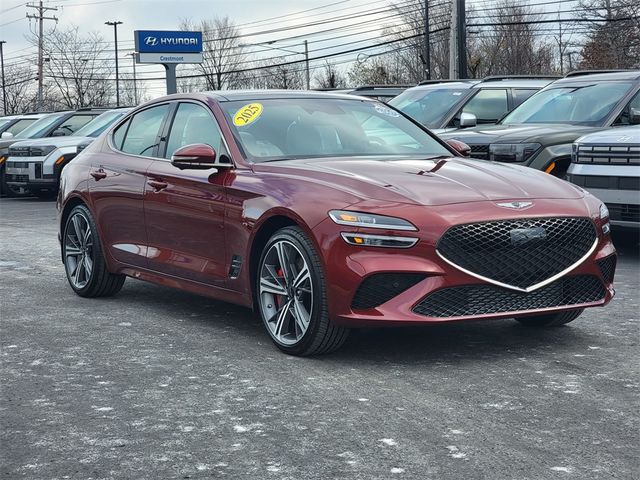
left=119, top=104, right=169, bottom=157
left=164, top=102, right=226, bottom=158
left=512, top=89, right=538, bottom=108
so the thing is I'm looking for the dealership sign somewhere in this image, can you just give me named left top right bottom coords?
left=134, top=30, right=203, bottom=64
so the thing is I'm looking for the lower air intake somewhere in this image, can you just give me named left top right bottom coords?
left=413, top=275, right=605, bottom=318
left=352, top=273, right=426, bottom=310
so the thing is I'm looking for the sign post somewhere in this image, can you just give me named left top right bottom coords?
left=134, top=30, right=203, bottom=94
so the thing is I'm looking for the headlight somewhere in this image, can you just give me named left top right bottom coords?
left=599, top=203, right=609, bottom=220
left=329, top=210, right=417, bottom=231
left=341, top=232, right=418, bottom=248
left=489, top=143, right=541, bottom=163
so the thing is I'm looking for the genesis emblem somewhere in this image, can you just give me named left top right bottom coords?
left=496, top=201, right=533, bottom=210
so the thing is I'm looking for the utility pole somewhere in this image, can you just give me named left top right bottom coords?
left=0, top=41, right=6, bottom=115
left=26, top=1, right=58, bottom=111
left=105, top=21, right=123, bottom=106
left=127, top=52, right=138, bottom=104
left=449, top=0, right=467, bottom=79
left=423, top=0, right=430, bottom=80
left=304, top=40, right=310, bottom=90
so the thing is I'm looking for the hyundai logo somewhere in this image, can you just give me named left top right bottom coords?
left=496, top=201, right=533, bottom=210
left=144, top=36, right=158, bottom=46
left=510, top=227, right=547, bottom=246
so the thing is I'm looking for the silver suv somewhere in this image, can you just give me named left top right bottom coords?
left=567, top=126, right=640, bottom=228
left=389, top=76, right=558, bottom=134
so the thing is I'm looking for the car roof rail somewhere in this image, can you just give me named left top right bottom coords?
left=564, top=69, right=628, bottom=77
left=75, top=106, right=111, bottom=111
left=480, top=75, right=560, bottom=82
left=351, top=85, right=412, bottom=90
left=417, top=79, right=475, bottom=85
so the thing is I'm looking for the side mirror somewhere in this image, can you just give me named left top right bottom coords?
left=459, top=112, right=477, bottom=128
left=630, top=108, right=640, bottom=125
left=51, top=129, right=67, bottom=137
left=446, top=139, right=471, bottom=157
left=1, top=131, right=13, bottom=139
left=171, top=143, right=230, bottom=170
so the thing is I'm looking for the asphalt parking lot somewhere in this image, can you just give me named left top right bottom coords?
left=1, top=197, right=638, bottom=480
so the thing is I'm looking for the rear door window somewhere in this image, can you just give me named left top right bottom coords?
left=5, top=119, right=37, bottom=136
left=119, top=104, right=170, bottom=157
left=512, top=89, right=538, bottom=108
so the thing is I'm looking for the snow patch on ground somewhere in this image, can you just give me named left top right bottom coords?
left=379, top=438, right=397, bottom=446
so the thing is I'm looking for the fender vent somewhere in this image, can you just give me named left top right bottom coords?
left=229, top=255, right=242, bottom=279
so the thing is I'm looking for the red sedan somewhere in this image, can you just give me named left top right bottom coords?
left=57, top=91, right=616, bottom=355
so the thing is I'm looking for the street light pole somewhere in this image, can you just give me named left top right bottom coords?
left=127, top=52, right=138, bottom=104
left=105, top=21, right=123, bottom=106
left=0, top=41, right=6, bottom=115
left=304, top=40, right=310, bottom=90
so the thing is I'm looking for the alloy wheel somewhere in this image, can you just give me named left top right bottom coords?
left=259, top=240, right=313, bottom=345
left=64, top=212, right=94, bottom=289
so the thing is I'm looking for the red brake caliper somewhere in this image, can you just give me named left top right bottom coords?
left=275, top=268, right=284, bottom=307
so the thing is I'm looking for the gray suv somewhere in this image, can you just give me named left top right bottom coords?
left=389, top=76, right=558, bottom=134
left=567, top=126, right=639, bottom=228
left=439, top=71, right=640, bottom=177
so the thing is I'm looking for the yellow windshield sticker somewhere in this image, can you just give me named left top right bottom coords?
left=233, top=103, right=263, bottom=127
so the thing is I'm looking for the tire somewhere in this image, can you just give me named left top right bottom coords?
left=515, top=309, right=584, bottom=327
left=62, top=204, right=125, bottom=297
left=256, top=226, right=349, bottom=356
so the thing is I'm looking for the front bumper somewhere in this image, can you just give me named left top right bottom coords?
left=5, top=157, right=66, bottom=192
left=314, top=199, right=616, bottom=327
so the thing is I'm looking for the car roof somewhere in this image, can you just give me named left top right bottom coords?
left=409, top=76, right=557, bottom=91
left=552, top=70, right=640, bottom=85
left=201, top=89, right=381, bottom=102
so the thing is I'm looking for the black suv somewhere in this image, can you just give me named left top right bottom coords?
left=439, top=71, right=640, bottom=176
left=0, top=108, right=106, bottom=196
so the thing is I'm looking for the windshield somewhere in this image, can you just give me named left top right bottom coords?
left=502, top=82, right=633, bottom=126
left=221, top=98, right=451, bottom=162
left=15, top=113, right=66, bottom=139
left=74, top=110, right=128, bottom=137
left=389, top=88, right=469, bottom=127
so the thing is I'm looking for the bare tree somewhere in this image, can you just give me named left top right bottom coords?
left=180, top=16, right=248, bottom=90
left=250, top=57, right=305, bottom=89
left=31, top=26, right=114, bottom=108
left=579, top=0, right=640, bottom=69
left=2, top=64, right=37, bottom=114
left=313, top=61, right=347, bottom=88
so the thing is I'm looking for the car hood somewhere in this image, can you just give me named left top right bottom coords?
left=8, top=136, right=94, bottom=149
left=440, top=123, right=603, bottom=146
left=255, top=156, right=584, bottom=206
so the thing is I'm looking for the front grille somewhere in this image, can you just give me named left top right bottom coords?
left=6, top=161, right=29, bottom=168
left=437, top=217, right=597, bottom=290
left=567, top=174, right=640, bottom=191
left=6, top=174, right=28, bottom=183
left=351, top=273, right=426, bottom=310
left=608, top=203, right=640, bottom=223
left=469, top=144, right=489, bottom=160
left=575, top=144, right=640, bottom=165
left=8, top=148, right=30, bottom=157
left=597, top=255, right=616, bottom=284
left=413, top=275, right=605, bottom=318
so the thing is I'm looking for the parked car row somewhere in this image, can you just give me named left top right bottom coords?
left=0, top=107, right=130, bottom=197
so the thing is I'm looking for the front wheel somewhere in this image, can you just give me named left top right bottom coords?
left=63, top=204, right=125, bottom=297
left=257, top=226, right=349, bottom=356
left=515, top=309, right=584, bottom=327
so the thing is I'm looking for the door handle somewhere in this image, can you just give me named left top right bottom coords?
left=90, top=169, right=107, bottom=180
left=147, top=179, right=168, bottom=191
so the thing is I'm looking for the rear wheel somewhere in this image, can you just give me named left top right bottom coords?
left=515, top=309, right=584, bottom=327
left=257, top=226, right=349, bottom=356
left=63, top=204, right=125, bottom=297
